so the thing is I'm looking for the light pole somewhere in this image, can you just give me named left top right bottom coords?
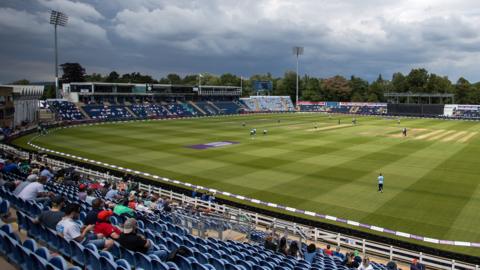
left=292, top=46, right=304, bottom=109
left=198, top=73, right=203, bottom=93
left=50, top=10, right=68, bottom=99
left=240, top=76, right=243, bottom=94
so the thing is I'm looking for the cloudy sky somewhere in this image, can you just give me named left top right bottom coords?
left=1, top=0, right=480, bottom=83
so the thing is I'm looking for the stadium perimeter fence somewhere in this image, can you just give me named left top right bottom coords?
left=1, top=143, right=479, bottom=270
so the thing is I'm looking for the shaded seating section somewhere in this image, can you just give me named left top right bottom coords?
left=47, top=101, right=85, bottom=121
left=195, top=102, right=219, bottom=115
left=212, top=101, right=242, bottom=114
left=82, top=105, right=134, bottom=120
left=130, top=103, right=171, bottom=118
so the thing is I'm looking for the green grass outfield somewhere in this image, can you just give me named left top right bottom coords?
left=14, top=113, right=480, bottom=255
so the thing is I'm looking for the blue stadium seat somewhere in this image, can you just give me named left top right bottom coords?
left=84, top=243, right=101, bottom=270
left=69, top=240, right=85, bottom=265
left=48, top=256, right=69, bottom=270
left=116, top=259, right=132, bottom=270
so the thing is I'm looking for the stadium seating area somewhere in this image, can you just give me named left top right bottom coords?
left=195, top=102, right=219, bottom=115
left=212, top=101, right=243, bottom=115
left=130, top=103, right=171, bottom=118
left=0, top=154, right=396, bottom=270
left=240, top=96, right=295, bottom=112
left=47, top=101, right=85, bottom=121
left=298, top=102, right=387, bottom=115
left=82, top=105, right=134, bottom=120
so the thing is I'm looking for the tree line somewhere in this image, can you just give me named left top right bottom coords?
left=11, top=63, right=480, bottom=104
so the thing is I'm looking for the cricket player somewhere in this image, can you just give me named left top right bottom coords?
left=402, top=127, right=407, bottom=137
left=378, top=173, right=384, bottom=192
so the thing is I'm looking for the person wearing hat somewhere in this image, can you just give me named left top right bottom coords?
left=94, top=210, right=121, bottom=240
left=386, top=261, right=398, bottom=270
left=118, top=218, right=169, bottom=260
left=34, top=195, right=65, bottom=230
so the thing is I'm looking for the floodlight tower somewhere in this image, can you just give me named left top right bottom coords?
left=292, top=46, right=304, bottom=108
left=50, top=10, right=68, bottom=98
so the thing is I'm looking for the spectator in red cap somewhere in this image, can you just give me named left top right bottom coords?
left=78, top=184, right=87, bottom=201
left=94, top=210, right=121, bottom=240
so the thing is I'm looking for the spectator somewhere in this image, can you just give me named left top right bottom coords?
left=40, top=166, right=55, bottom=181
left=56, top=203, right=113, bottom=251
left=344, top=252, right=360, bottom=268
left=387, top=261, right=398, bottom=270
left=13, top=175, right=37, bottom=196
left=34, top=195, right=65, bottom=230
left=288, top=241, right=301, bottom=259
left=85, top=198, right=104, bottom=226
left=334, top=247, right=345, bottom=261
left=18, top=176, right=54, bottom=202
left=94, top=210, right=121, bottom=240
left=304, top=243, right=317, bottom=263
left=411, top=259, right=425, bottom=270
left=324, top=244, right=334, bottom=256
left=85, top=189, right=96, bottom=205
left=113, top=200, right=135, bottom=218
left=278, top=237, right=288, bottom=256
left=105, top=184, right=120, bottom=200
left=117, top=218, right=169, bottom=260
left=26, top=168, right=39, bottom=182
left=3, top=159, right=19, bottom=173
left=264, top=235, right=277, bottom=252
left=358, top=257, right=373, bottom=270
left=78, top=184, right=87, bottom=201
left=354, top=250, right=362, bottom=264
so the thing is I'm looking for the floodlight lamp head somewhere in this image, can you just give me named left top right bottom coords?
left=292, top=46, right=304, bottom=56
left=50, top=10, right=68, bottom=27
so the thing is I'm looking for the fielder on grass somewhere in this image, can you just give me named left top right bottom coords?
left=378, top=173, right=384, bottom=192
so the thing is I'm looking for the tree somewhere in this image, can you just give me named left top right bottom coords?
left=10, top=79, right=30, bottom=85
left=42, top=85, right=56, bottom=99
left=406, top=68, right=428, bottom=92
left=426, top=74, right=453, bottom=94
left=275, top=71, right=297, bottom=101
left=60, top=63, right=86, bottom=83
left=391, top=72, right=408, bottom=93
left=85, top=73, right=104, bottom=82
left=367, top=74, right=387, bottom=102
left=166, top=73, right=182, bottom=84
left=301, top=76, right=322, bottom=101
left=105, top=71, right=120, bottom=82
left=455, top=77, right=472, bottom=104
left=220, top=73, right=240, bottom=86
left=349, top=76, right=369, bottom=101
left=323, top=75, right=351, bottom=101
left=182, top=74, right=198, bottom=85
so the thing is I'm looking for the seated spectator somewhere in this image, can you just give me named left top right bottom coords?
left=278, top=237, right=288, bottom=256
left=324, top=244, right=334, bottom=256
left=113, top=200, right=135, bottom=218
left=78, top=184, right=87, bottom=201
left=85, top=198, right=104, bottom=225
left=94, top=210, right=121, bottom=239
left=13, top=175, right=37, bottom=196
left=85, top=189, right=96, bottom=205
left=40, top=166, right=55, bottom=181
left=304, top=243, right=317, bottom=263
left=117, top=218, right=169, bottom=260
left=288, top=241, right=301, bottom=259
left=34, top=195, right=65, bottom=230
left=27, top=168, right=39, bottom=182
left=3, top=159, right=19, bottom=173
left=105, top=184, right=120, bottom=200
left=387, top=261, right=398, bottom=270
left=56, top=203, right=113, bottom=251
left=18, top=176, right=54, bottom=202
left=334, top=247, right=345, bottom=261
left=344, top=252, right=360, bottom=268
left=264, top=235, right=277, bottom=252
left=354, top=250, right=362, bottom=264
left=358, top=257, right=373, bottom=270
left=411, top=259, right=425, bottom=270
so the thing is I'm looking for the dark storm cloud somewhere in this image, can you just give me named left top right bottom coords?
left=1, top=0, right=480, bottom=83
